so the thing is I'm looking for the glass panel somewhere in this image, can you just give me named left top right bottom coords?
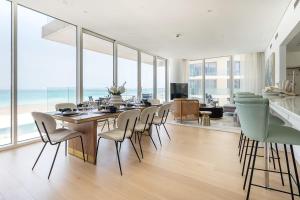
left=141, top=53, right=154, bottom=99
left=205, top=57, right=230, bottom=106
left=157, top=58, right=166, bottom=102
left=188, top=60, right=203, bottom=99
left=117, top=44, right=137, bottom=101
left=83, top=33, right=113, bottom=100
left=0, top=0, right=11, bottom=145
left=18, top=6, right=76, bottom=141
left=233, top=55, right=241, bottom=93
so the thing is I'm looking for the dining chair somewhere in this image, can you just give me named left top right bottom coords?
left=81, top=101, right=112, bottom=132
left=134, top=106, right=158, bottom=158
left=96, top=109, right=141, bottom=175
left=152, top=103, right=172, bottom=146
left=55, top=102, right=77, bottom=111
left=31, top=112, right=85, bottom=179
left=148, top=99, right=160, bottom=105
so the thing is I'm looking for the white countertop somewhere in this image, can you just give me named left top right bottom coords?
left=268, top=96, right=300, bottom=117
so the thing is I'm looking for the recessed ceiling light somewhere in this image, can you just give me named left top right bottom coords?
left=176, top=34, right=182, bottom=38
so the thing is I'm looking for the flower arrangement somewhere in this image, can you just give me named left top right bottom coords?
left=107, top=82, right=126, bottom=96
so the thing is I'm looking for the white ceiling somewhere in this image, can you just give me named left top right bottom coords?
left=17, top=0, right=291, bottom=60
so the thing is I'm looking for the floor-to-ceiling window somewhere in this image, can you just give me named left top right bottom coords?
left=157, top=58, right=166, bottom=102
left=188, top=60, right=203, bottom=99
left=17, top=6, right=76, bottom=141
left=83, top=32, right=113, bottom=100
left=141, top=53, right=154, bottom=99
left=0, top=0, right=11, bottom=145
left=205, top=57, right=230, bottom=106
left=233, top=55, right=241, bottom=93
left=117, top=44, right=137, bottom=100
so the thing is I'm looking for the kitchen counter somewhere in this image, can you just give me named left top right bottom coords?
left=268, top=95, right=300, bottom=161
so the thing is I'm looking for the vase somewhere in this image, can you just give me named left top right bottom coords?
left=109, top=95, right=123, bottom=108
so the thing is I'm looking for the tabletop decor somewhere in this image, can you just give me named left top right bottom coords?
left=107, top=82, right=126, bottom=108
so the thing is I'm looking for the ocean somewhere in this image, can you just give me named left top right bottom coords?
left=0, top=88, right=165, bottom=145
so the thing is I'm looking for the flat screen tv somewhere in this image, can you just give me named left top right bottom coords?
left=170, top=83, right=188, bottom=100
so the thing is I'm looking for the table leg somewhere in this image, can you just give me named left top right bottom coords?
left=264, top=142, right=270, bottom=188
left=67, top=121, right=97, bottom=164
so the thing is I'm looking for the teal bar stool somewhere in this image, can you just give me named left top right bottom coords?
left=236, top=98, right=285, bottom=183
left=236, top=98, right=300, bottom=200
left=235, top=97, right=284, bottom=162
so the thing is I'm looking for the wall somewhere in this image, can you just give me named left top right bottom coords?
left=265, top=0, right=300, bottom=84
left=287, top=51, right=300, bottom=67
left=169, top=58, right=188, bottom=83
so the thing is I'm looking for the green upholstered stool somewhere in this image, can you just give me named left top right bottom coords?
left=236, top=98, right=285, bottom=181
left=236, top=98, right=300, bottom=200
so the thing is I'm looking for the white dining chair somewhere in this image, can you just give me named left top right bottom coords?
left=55, top=102, right=77, bottom=111
left=96, top=109, right=141, bottom=175
left=152, top=103, right=172, bottom=146
left=31, top=112, right=85, bottom=179
left=134, top=106, right=158, bottom=158
left=148, top=99, right=160, bottom=105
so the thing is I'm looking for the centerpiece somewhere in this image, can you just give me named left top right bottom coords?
left=107, top=82, right=126, bottom=108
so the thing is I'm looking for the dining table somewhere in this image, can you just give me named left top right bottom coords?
left=51, top=105, right=160, bottom=164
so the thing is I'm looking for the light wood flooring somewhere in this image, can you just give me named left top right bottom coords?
left=0, top=124, right=298, bottom=200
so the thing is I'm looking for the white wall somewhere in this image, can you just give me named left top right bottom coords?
left=287, top=51, right=300, bottom=67
left=169, top=58, right=188, bottom=83
left=265, top=0, right=300, bottom=84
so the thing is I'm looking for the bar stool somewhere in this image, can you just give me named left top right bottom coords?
left=236, top=98, right=300, bottom=200
left=236, top=98, right=285, bottom=186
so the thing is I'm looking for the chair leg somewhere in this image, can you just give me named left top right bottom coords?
left=65, top=141, right=67, bottom=156
left=284, top=144, right=294, bottom=200
left=119, top=142, right=122, bottom=153
left=149, top=134, right=157, bottom=150
left=290, top=145, right=300, bottom=195
left=107, top=120, right=110, bottom=131
left=270, top=143, right=276, bottom=169
left=242, top=138, right=249, bottom=176
left=138, top=133, right=144, bottom=159
left=243, top=140, right=255, bottom=190
left=115, top=142, right=122, bottom=176
left=155, top=125, right=162, bottom=146
left=238, top=131, right=244, bottom=156
left=95, top=137, right=101, bottom=164
left=246, top=141, right=259, bottom=200
left=48, top=142, right=61, bottom=179
left=162, top=124, right=171, bottom=141
left=32, top=142, right=47, bottom=170
left=275, top=143, right=285, bottom=186
left=79, top=136, right=85, bottom=162
left=129, top=138, right=141, bottom=162
left=240, top=136, right=246, bottom=163
left=101, top=120, right=106, bottom=132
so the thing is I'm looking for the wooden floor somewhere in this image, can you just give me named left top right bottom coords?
left=0, top=124, right=298, bottom=200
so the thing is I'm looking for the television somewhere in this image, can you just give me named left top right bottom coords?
left=170, top=83, right=188, bottom=100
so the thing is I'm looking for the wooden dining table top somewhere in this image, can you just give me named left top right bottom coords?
left=50, top=105, right=161, bottom=124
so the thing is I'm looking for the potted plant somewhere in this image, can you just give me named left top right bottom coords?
left=107, top=82, right=126, bottom=108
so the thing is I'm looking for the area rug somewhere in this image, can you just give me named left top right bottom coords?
left=167, top=116, right=241, bottom=134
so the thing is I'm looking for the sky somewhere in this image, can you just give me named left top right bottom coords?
left=0, top=1, right=163, bottom=91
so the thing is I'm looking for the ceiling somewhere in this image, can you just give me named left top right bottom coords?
left=17, top=0, right=291, bottom=60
